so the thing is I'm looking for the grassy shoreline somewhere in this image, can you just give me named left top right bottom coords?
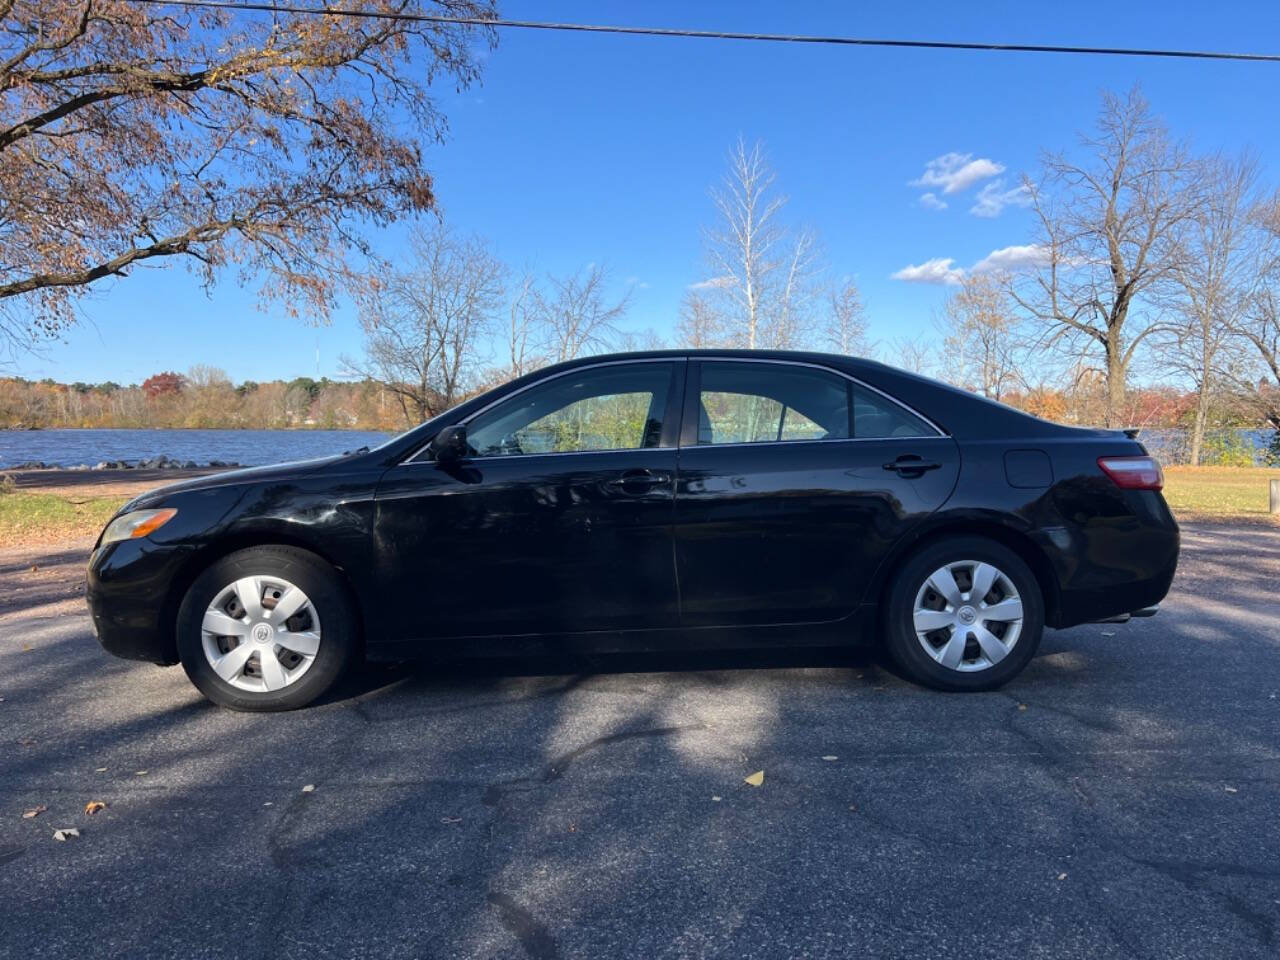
left=1, top=464, right=1276, bottom=550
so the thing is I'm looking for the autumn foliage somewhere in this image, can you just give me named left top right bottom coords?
left=0, top=0, right=497, bottom=349
left=141, top=371, right=184, bottom=399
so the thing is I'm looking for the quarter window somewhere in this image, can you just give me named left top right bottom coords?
left=851, top=384, right=936, bottom=439
left=465, top=363, right=674, bottom=457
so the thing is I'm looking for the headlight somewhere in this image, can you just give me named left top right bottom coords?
left=101, top=508, right=178, bottom=545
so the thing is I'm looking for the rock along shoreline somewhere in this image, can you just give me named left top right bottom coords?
left=3, top=455, right=242, bottom=472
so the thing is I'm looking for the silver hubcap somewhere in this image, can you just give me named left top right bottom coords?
left=201, top=575, right=322, bottom=692
left=913, top=560, right=1024, bottom=672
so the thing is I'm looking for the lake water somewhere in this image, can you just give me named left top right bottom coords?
left=0, top=428, right=396, bottom=469
left=1, top=426, right=1275, bottom=469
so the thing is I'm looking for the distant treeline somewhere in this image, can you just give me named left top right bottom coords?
left=2, top=367, right=1275, bottom=467
left=0, top=367, right=405, bottom=432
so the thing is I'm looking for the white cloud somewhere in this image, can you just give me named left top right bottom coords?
left=689, top=275, right=735, bottom=290
left=891, top=258, right=965, bottom=286
left=971, top=244, right=1051, bottom=273
left=918, top=192, right=947, bottom=211
left=910, top=152, right=1005, bottom=195
left=892, top=244, right=1051, bottom=286
left=970, top=179, right=1032, bottom=218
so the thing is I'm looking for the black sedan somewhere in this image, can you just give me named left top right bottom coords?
left=87, top=350, right=1179, bottom=711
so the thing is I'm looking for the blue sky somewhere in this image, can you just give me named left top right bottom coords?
left=19, top=0, right=1280, bottom=384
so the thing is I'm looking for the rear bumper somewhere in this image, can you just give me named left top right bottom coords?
left=1047, top=494, right=1179, bottom=628
left=86, top=540, right=189, bottom=666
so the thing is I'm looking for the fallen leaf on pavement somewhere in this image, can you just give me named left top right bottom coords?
left=94, top=767, right=107, bottom=773
left=711, top=796, right=722, bottom=802
left=133, top=770, right=148, bottom=776
left=821, top=756, right=838, bottom=761
left=1224, top=786, right=1238, bottom=794
left=53, top=828, right=80, bottom=841
left=744, top=770, right=764, bottom=787
left=22, top=805, right=47, bottom=819
left=84, top=801, right=106, bottom=816
left=1017, top=704, right=1028, bottom=712
left=17, top=738, right=36, bottom=747
left=301, top=784, right=315, bottom=793
left=441, top=816, right=462, bottom=824
left=1057, top=872, right=1067, bottom=881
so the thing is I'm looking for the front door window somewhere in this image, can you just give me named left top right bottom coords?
left=465, top=363, right=675, bottom=457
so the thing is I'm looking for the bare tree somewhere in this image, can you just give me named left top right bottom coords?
left=1234, top=287, right=1280, bottom=436
left=531, top=264, right=630, bottom=362
left=612, top=328, right=668, bottom=352
left=703, top=137, right=783, bottom=348
left=824, top=280, right=869, bottom=356
left=1012, top=88, right=1200, bottom=426
left=349, top=225, right=503, bottom=425
left=770, top=227, right=824, bottom=349
left=505, top=270, right=541, bottom=378
left=0, top=1, right=496, bottom=352
left=1223, top=195, right=1280, bottom=449
left=1163, top=155, right=1274, bottom=464
left=696, top=137, right=825, bottom=349
left=675, top=290, right=727, bottom=348
left=889, top=335, right=935, bottom=377
left=939, top=272, right=1022, bottom=401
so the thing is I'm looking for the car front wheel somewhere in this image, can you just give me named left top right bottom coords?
left=176, top=545, right=358, bottom=711
left=885, top=536, right=1044, bottom=691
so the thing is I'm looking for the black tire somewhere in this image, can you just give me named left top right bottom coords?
left=176, top=545, right=358, bottom=711
left=884, top=536, right=1044, bottom=692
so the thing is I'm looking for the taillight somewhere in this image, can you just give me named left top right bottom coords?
left=1097, top=455, right=1164, bottom=491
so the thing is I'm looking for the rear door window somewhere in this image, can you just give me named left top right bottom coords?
left=695, top=362, right=850, bottom=445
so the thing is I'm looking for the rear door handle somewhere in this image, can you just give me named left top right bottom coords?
left=604, top=469, right=672, bottom=493
left=883, top=456, right=942, bottom=476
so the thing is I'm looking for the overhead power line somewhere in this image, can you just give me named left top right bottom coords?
left=120, top=0, right=1280, bottom=64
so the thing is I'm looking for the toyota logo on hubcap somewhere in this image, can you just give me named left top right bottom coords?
left=957, top=606, right=977, bottom=625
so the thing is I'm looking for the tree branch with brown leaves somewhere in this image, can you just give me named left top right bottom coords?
left=0, top=0, right=497, bottom=350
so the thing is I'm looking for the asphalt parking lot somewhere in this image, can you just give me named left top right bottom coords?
left=2, top=521, right=1278, bottom=959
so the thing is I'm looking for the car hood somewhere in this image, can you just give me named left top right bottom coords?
left=123, top=455, right=347, bottom=510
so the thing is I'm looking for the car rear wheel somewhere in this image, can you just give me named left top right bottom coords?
left=176, top=546, right=357, bottom=711
left=884, top=536, right=1043, bottom=691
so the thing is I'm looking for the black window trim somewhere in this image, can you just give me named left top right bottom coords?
left=403, top=354, right=942, bottom=464
left=680, top=357, right=945, bottom=449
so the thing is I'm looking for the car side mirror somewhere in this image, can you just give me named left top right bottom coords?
left=428, top=424, right=468, bottom=463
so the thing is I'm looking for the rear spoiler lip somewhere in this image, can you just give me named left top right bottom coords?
left=1122, top=428, right=1141, bottom=440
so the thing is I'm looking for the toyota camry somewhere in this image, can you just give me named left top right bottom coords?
left=87, top=350, right=1179, bottom=710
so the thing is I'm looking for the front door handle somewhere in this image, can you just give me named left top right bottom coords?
left=883, top=456, right=942, bottom=477
left=604, top=469, right=672, bottom=494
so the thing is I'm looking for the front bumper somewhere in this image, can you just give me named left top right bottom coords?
left=86, top=538, right=194, bottom=665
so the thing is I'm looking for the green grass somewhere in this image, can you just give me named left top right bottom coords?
left=1162, top=466, right=1280, bottom=520
left=0, top=491, right=128, bottom=545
